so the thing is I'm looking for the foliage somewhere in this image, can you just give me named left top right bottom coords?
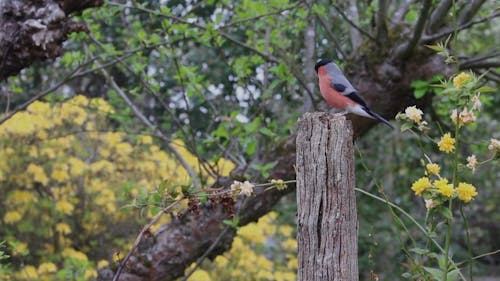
left=186, top=211, right=297, bottom=281
left=0, top=96, right=232, bottom=280
left=1, top=0, right=499, bottom=280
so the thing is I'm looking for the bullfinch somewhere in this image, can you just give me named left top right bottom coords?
left=314, top=59, right=394, bottom=129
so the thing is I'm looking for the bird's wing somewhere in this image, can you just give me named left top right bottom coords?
left=344, top=91, right=368, bottom=107
left=329, top=80, right=368, bottom=107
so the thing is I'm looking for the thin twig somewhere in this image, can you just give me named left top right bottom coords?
left=332, top=4, right=376, bottom=41
left=392, top=0, right=415, bottom=26
left=423, top=11, right=500, bottom=42
left=100, top=66, right=202, bottom=189
left=458, top=0, right=487, bottom=25
left=355, top=187, right=467, bottom=281
left=315, top=14, right=346, bottom=59
left=112, top=197, right=184, bottom=281
left=461, top=60, right=500, bottom=70
left=219, top=2, right=302, bottom=29
left=0, top=65, right=84, bottom=125
left=108, top=1, right=279, bottom=63
left=181, top=226, right=231, bottom=280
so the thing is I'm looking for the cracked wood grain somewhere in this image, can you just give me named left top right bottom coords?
left=296, top=112, right=358, bottom=281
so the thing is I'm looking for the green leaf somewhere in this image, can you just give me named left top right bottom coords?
left=259, top=127, right=274, bottom=137
left=245, top=141, right=257, bottom=156
left=426, top=44, right=445, bottom=52
left=411, top=80, right=429, bottom=89
left=222, top=216, right=240, bottom=229
left=423, top=267, right=443, bottom=281
left=410, top=247, right=429, bottom=255
left=437, top=206, right=453, bottom=220
left=447, top=269, right=460, bottom=281
left=477, top=86, right=496, bottom=93
left=400, top=122, right=413, bottom=132
left=414, top=89, right=427, bottom=99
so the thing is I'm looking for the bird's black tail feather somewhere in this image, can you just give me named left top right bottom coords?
left=365, top=108, right=394, bottom=129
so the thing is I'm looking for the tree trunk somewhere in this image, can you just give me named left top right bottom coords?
left=0, top=0, right=103, bottom=81
left=296, top=112, right=358, bottom=281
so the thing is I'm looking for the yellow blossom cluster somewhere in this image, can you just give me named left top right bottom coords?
left=187, top=212, right=297, bottom=281
left=453, top=72, right=472, bottom=88
left=0, top=95, right=234, bottom=280
left=411, top=161, right=478, bottom=205
left=437, top=133, right=456, bottom=153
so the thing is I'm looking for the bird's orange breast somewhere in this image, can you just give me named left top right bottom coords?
left=317, top=67, right=355, bottom=109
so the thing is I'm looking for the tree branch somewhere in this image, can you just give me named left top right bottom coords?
left=460, top=60, right=500, bottom=70
left=332, top=4, right=376, bottom=42
left=99, top=66, right=202, bottom=190
left=460, top=50, right=500, bottom=69
left=394, top=0, right=432, bottom=60
left=347, top=0, right=362, bottom=49
left=315, top=14, right=347, bottom=59
left=392, top=0, right=415, bottom=26
left=108, top=2, right=279, bottom=63
left=422, top=11, right=500, bottom=42
left=427, top=0, right=453, bottom=32
left=458, top=0, right=487, bottom=25
left=376, top=0, right=388, bottom=43
left=0, top=0, right=103, bottom=80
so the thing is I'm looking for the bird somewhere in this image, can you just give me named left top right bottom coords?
left=314, top=59, right=394, bottom=129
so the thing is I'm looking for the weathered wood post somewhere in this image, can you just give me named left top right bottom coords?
left=296, top=112, right=358, bottom=281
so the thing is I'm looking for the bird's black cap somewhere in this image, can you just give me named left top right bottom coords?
left=314, top=59, right=332, bottom=73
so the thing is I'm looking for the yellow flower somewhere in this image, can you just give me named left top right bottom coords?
left=55, top=200, right=74, bottom=215
left=283, top=238, right=297, bottom=250
left=7, top=190, right=37, bottom=205
left=19, top=265, right=38, bottom=279
left=425, top=163, right=441, bottom=175
left=438, top=133, right=455, bottom=153
left=457, top=182, right=478, bottom=203
left=411, top=177, right=432, bottom=196
left=404, top=106, right=423, bottom=123
left=68, top=157, right=86, bottom=177
left=27, top=164, right=49, bottom=185
left=38, top=262, right=57, bottom=274
left=139, top=135, right=153, bottom=144
left=116, top=142, right=133, bottom=155
left=51, top=164, right=69, bottom=182
left=4, top=211, right=23, bottom=223
left=434, top=178, right=454, bottom=198
left=12, top=242, right=28, bottom=256
left=84, top=269, right=97, bottom=279
left=186, top=269, right=212, bottom=281
left=55, top=223, right=72, bottom=235
left=61, top=248, right=88, bottom=262
left=97, top=260, right=109, bottom=269
left=453, top=72, right=472, bottom=88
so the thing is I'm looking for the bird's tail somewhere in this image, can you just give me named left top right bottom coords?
left=365, top=108, right=394, bottom=129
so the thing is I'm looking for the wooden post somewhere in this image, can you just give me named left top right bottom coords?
left=296, top=112, right=358, bottom=281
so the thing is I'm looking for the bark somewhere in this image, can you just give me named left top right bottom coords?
left=100, top=53, right=454, bottom=281
left=296, top=113, right=358, bottom=281
left=1, top=1, right=487, bottom=280
left=0, top=0, right=103, bottom=81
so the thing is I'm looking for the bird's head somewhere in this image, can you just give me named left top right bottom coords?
left=314, top=59, right=333, bottom=73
